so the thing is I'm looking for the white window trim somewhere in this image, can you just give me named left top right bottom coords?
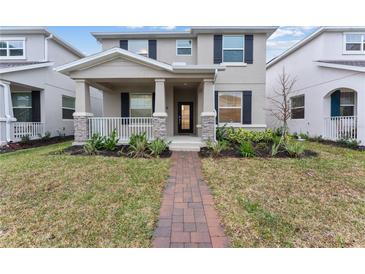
left=0, top=37, right=26, bottom=60
left=129, top=93, right=153, bottom=118
left=176, top=39, right=192, bottom=56
left=343, top=32, right=365, bottom=55
left=62, top=95, right=75, bottom=120
left=290, top=95, right=305, bottom=120
left=128, top=40, right=149, bottom=57
left=217, top=91, right=243, bottom=125
left=222, top=35, right=245, bottom=63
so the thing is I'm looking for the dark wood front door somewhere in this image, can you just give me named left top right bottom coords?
left=177, top=102, right=193, bottom=134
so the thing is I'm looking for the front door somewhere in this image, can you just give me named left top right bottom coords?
left=177, top=102, right=193, bottom=134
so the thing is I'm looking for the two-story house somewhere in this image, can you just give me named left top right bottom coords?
left=0, top=27, right=102, bottom=146
left=56, top=26, right=276, bottom=150
left=266, top=27, right=365, bottom=145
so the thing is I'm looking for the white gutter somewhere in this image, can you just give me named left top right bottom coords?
left=44, top=33, right=53, bottom=61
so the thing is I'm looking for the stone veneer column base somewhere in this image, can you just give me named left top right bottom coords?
left=152, top=113, right=167, bottom=139
left=73, top=113, right=93, bottom=145
left=201, top=113, right=216, bottom=142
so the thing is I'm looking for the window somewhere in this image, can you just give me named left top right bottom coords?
left=0, top=38, right=25, bottom=58
left=340, top=92, right=355, bottom=116
left=344, top=33, right=365, bottom=53
left=128, top=40, right=149, bottom=57
left=130, top=94, right=153, bottom=117
left=223, top=35, right=244, bottom=62
left=176, top=39, right=192, bottom=55
left=290, top=95, right=305, bottom=119
left=218, top=92, right=242, bottom=124
left=62, top=96, right=75, bottom=119
left=12, top=92, right=32, bottom=122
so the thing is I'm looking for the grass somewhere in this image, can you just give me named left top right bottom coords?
left=0, top=142, right=170, bottom=247
left=202, top=141, right=365, bottom=247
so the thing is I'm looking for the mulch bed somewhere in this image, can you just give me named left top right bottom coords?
left=61, top=145, right=172, bottom=158
left=0, top=136, right=74, bottom=154
left=307, top=138, right=365, bottom=151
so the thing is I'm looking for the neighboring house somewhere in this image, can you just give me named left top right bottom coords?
left=0, top=27, right=102, bottom=146
left=266, top=27, right=365, bottom=145
left=56, top=26, right=276, bottom=150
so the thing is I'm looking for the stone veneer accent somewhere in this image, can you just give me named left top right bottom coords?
left=201, top=115, right=215, bottom=141
left=153, top=116, right=167, bottom=139
left=74, top=115, right=90, bottom=144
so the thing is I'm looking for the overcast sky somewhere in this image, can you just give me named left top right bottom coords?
left=47, top=26, right=319, bottom=62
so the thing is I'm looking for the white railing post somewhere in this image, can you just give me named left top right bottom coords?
left=324, top=116, right=358, bottom=141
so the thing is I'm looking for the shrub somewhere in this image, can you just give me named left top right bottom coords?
left=20, top=135, right=30, bottom=144
left=206, top=139, right=229, bottom=157
left=271, top=136, right=284, bottom=156
left=128, top=133, right=149, bottom=158
left=83, top=133, right=105, bottom=154
left=285, top=141, right=305, bottom=158
left=239, top=141, right=255, bottom=157
left=216, top=124, right=229, bottom=141
left=38, top=131, right=51, bottom=141
left=103, top=129, right=119, bottom=151
left=338, top=138, right=360, bottom=149
left=299, top=132, right=308, bottom=139
left=149, top=138, right=169, bottom=157
left=309, top=135, right=323, bottom=142
left=84, top=142, right=97, bottom=155
left=129, top=132, right=148, bottom=147
left=226, top=128, right=275, bottom=144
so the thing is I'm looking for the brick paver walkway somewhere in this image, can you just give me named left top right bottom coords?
left=152, top=152, right=229, bottom=248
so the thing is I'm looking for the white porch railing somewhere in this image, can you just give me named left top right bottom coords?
left=89, top=117, right=153, bottom=142
left=13, top=122, right=45, bottom=140
left=324, top=116, right=358, bottom=140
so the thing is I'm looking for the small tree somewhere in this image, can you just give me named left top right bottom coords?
left=267, top=67, right=297, bottom=141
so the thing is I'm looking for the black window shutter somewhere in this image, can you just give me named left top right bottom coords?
left=152, top=92, right=155, bottom=113
left=120, top=40, right=128, bottom=50
left=242, top=91, right=252, bottom=124
left=213, top=35, right=222, bottom=64
left=214, top=90, right=219, bottom=124
left=148, top=40, right=157, bottom=59
left=31, top=90, right=41, bottom=122
left=121, top=92, right=130, bottom=117
left=245, top=35, right=254, bottom=64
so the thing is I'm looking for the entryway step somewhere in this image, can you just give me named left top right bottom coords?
left=167, top=136, right=203, bottom=152
left=169, top=144, right=201, bottom=152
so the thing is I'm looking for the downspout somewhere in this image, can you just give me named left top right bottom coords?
left=44, top=33, right=53, bottom=61
left=213, top=69, right=218, bottom=141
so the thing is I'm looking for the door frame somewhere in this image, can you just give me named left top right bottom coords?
left=177, top=102, right=194, bottom=134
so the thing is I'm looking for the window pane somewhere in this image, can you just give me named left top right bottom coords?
left=62, top=96, right=75, bottom=109
left=13, top=108, right=32, bottom=122
left=219, top=108, right=241, bottom=123
left=130, top=109, right=152, bottom=117
left=219, top=92, right=241, bottom=107
left=128, top=40, right=148, bottom=56
left=177, top=48, right=191, bottom=55
left=0, top=41, right=6, bottom=48
left=12, top=93, right=32, bottom=107
left=8, top=41, right=23, bottom=48
left=177, top=40, right=191, bottom=48
left=291, top=95, right=304, bottom=108
left=223, top=36, right=244, bottom=49
left=0, top=49, right=6, bottom=56
left=62, top=108, right=74, bottom=119
left=9, top=49, right=23, bottom=56
left=130, top=94, right=152, bottom=117
left=340, top=106, right=354, bottom=116
left=340, top=92, right=354, bottom=105
left=291, top=108, right=304, bottom=119
left=346, top=34, right=362, bottom=43
left=223, top=50, right=243, bottom=62
left=346, top=43, right=361, bottom=51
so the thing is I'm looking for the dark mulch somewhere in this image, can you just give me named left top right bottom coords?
left=199, top=142, right=318, bottom=159
left=0, top=136, right=74, bottom=154
left=61, top=144, right=172, bottom=158
left=307, top=138, right=365, bottom=151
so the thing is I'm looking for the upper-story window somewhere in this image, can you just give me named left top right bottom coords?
left=223, top=35, right=244, bottom=62
left=344, top=33, right=365, bottom=53
left=176, top=40, right=192, bottom=55
left=0, top=38, right=25, bottom=59
left=128, top=40, right=149, bottom=57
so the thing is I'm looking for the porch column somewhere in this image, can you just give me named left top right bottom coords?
left=152, top=79, right=167, bottom=139
left=357, top=89, right=365, bottom=145
left=201, top=79, right=216, bottom=142
left=73, top=80, right=93, bottom=145
left=0, top=80, right=16, bottom=145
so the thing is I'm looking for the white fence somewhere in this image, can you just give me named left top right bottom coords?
left=13, top=122, right=45, bottom=140
left=324, top=116, right=357, bottom=140
left=89, top=117, right=153, bottom=142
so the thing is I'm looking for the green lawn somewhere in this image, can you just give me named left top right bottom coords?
left=202, top=142, right=365, bottom=247
left=0, top=142, right=170, bottom=247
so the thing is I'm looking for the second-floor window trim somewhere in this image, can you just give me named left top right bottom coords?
left=128, top=40, right=149, bottom=57
left=343, top=33, right=365, bottom=54
left=0, top=37, right=26, bottom=59
left=222, top=35, right=245, bottom=63
left=176, top=39, right=192, bottom=56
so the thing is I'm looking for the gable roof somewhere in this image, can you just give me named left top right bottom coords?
left=267, top=26, right=365, bottom=69
left=55, top=47, right=225, bottom=75
left=0, top=27, right=85, bottom=58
